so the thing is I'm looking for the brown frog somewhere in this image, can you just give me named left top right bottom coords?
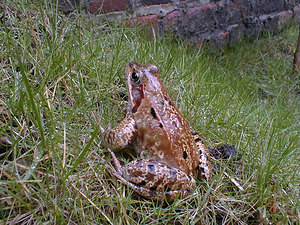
left=101, top=62, right=211, bottom=201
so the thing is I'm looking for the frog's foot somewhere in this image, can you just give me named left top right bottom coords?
left=113, top=159, right=196, bottom=202
left=106, top=147, right=124, bottom=174
left=191, top=131, right=212, bottom=179
left=101, top=116, right=137, bottom=152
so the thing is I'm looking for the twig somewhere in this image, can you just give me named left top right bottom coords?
left=70, top=183, right=113, bottom=225
left=224, top=171, right=244, bottom=191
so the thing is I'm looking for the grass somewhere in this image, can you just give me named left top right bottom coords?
left=0, top=0, right=299, bottom=224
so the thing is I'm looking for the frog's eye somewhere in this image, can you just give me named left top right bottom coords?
left=131, top=72, right=140, bottom=84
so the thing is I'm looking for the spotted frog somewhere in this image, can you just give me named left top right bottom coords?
left=102, top=62, right=211, bottom=201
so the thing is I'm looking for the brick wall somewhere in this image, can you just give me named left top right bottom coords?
left=60, top=0, right=300, bottom=48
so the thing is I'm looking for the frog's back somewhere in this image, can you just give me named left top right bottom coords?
left=130, top=64, right=200, bottom=176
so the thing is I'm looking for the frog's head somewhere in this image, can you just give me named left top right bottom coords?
left=125, top=62, right=161, bottom=114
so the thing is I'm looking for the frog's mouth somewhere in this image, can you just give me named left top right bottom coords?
left=130, top=84, right=144, bottom=114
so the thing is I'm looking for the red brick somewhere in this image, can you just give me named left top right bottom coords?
left=89, top=0, right=128, bottom=14
left=217, top=31, right=229, bottom=39
left=139, top=0, right=171, bottom=6
left=186, top=4, right=217, bottom=34
left=125, top=14, right=158, bottom=39
left=163, top=10, right=184, bottom=28
left=191, top=39, right=204, bottom=47
left=126, top=14, right=158, bottom=26
left=164, top=10, right=182, bottom=21
left=187, top=4, right=217, bottom=15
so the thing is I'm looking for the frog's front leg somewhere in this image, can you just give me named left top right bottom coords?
left=101, top=116, right=137, bottom=151
left=112, top=159, right=196, bottom=202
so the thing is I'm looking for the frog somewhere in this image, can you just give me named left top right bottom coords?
left=101, top=62, right=211, bottom=202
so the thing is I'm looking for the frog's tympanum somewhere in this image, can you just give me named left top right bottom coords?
left=102, top=62, right=211, bottom=201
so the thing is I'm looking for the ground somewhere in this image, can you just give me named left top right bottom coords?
left=0, top=1, right=299, bottom=224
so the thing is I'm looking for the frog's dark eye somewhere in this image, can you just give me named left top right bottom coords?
left=131, top=72, right=140, bottom=84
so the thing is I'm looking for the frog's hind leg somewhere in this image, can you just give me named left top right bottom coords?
left=112, top=172, right=191, bottom=202
left=113, top=159, right=196, bottom=202
left=112, top=172, right=165, bottom=200
left=106, top=148, right=155, bottom=199
left=191, top=131, right=212, bottom=179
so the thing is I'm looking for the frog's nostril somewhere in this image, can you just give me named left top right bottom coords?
left=150, top=186, right=157, bottom=191
left=148, top=164, right=155, bottom=172
left=138, top=180, right=147, bottom=186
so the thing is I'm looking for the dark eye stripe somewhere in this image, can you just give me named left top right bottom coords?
left=164, top=95, right=172, bottom=105
left=195, top=137, right=202, bottom=142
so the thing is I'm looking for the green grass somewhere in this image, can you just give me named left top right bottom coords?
left=0, top=1, right=299, bottom=224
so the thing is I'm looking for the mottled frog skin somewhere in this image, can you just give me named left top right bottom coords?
left=102, top=62, right=211, bottom=201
